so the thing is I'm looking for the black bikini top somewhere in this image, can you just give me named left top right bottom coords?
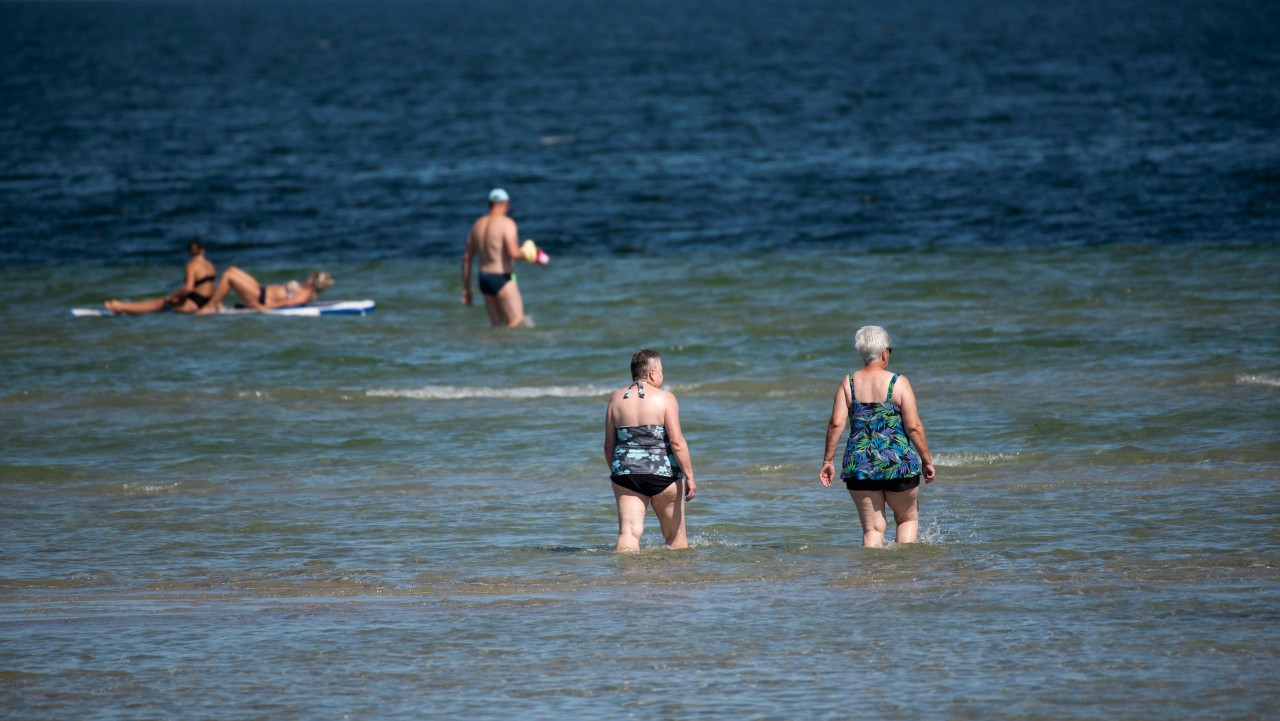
left=193, top=274, right=216, bottom=286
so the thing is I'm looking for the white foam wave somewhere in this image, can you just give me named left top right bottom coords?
left=120, top=482, right=181, bottom=495
left=367, top=385, right=610, bottom=400
left=1236, top=373, right=1280, bottom=388
left=935, top=451, right=1021, bottom=467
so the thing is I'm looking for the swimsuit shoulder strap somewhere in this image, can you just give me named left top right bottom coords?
left=848, top=374, right=856, bottom=405
left=886, top=373, right=899, bottom=403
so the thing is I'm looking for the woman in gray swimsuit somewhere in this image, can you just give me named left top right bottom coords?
left=604, top=349, right=697, bottom=551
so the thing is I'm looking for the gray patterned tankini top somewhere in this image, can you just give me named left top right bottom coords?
left=611, top=425, right=681, bottom=478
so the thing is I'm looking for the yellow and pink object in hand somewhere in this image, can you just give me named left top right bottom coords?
left=520, top=240, right=550, bottom=266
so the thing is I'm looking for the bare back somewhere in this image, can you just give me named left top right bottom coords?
left=469, top=213, right=518, bottom=274
left=185, top=255, right=216, bottom=294
left=608, top=384, right=676, bottom=428
left=850, top=367, right=898, bottom=404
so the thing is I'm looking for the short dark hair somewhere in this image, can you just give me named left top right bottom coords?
left=187, top=238, right=205, bottom=255
left=630, top=349, right=661, bottom=380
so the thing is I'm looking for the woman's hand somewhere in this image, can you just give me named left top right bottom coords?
left=685, top=476, right=697, bottom=501
left=461, top=287, right=472, bottom=306
left=819, top=461, right=835, bottom=487
left=922, top=460, right=936, bottom=483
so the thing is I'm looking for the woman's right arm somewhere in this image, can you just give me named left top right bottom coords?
left=819, top=378, right=848, bottom=487
left=896, top=376, right=935, bottom=482
left=664, top=396, right=696, bottom=500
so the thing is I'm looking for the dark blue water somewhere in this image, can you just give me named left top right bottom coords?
left=2, top=0, right=1278, bottom=266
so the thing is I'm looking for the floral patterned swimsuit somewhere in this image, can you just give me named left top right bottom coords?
left=840, top=373, right=922, bottom=491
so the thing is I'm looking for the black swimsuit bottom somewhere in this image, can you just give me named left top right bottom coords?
left=478, top=271, right=512, bottom=296
left=843, top=475, right=921, bottom=493
left=611, top=473, right=677, bottom=497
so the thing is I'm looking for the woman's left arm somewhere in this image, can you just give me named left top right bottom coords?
left=896, top=376, right=935, bottom=482
left=603, top=403, right=617, bottom=468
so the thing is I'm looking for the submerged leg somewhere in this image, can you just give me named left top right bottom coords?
left=650, top=480, right=687, bottom=549
left=612, top=482, right=650, bottom=552
left=885, top=487, right=921, bottom=544
left=495, top=281, right=526, bottom=328
left=481, top=294, right=504, bottom=327
left=848, top=489, right=888, bottom=548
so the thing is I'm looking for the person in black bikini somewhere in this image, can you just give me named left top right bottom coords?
left=604, top=349, right=697, bottom=551
left=103, top=239, right=217, bottom=314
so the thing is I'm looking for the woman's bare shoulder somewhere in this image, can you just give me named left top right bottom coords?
left=892, top=373, right=916, bottom=395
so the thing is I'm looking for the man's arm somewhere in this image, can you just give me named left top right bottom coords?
left=503, top=219, right=522, bottom=263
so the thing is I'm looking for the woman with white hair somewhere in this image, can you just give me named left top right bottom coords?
left=820, top=326, right=936, bottom=547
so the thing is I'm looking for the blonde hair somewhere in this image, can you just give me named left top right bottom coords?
left=308, top=270, right=335, bottom=293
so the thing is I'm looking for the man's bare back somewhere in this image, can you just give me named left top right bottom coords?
left=469, top=213, right=517, bottom=274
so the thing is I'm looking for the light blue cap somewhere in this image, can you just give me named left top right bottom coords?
left=488, top=188, right=509, bottom=202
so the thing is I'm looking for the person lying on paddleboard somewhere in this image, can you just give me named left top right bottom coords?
left=196, top=267, right=334, bottom=314
left=103, top=239, right=217, bottom=314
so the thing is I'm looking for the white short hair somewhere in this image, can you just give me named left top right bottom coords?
left=854, top=326, right=892, bottom=365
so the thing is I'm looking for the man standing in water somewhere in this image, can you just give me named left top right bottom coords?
left=461, top=188, right=528, bottom=328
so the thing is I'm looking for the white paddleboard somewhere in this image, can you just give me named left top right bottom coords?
left=70, top=300, right=377, bottom=317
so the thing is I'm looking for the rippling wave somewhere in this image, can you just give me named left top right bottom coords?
left=367, top=385, right=611, bottom=400
left=1237, top=373, right=1280, bottom=388
left=934, top=451, right=1025, bottom=467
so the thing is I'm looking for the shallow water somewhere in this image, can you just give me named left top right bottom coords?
left=4, top=245, right=1279, bottom=719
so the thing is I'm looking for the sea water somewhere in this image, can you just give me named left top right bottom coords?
left=2, top=1, right=1279, bottom=719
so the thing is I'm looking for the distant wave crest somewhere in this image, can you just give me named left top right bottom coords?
left=120, top=482, right=182, bottom=495
left=367, top=385, right=610, bottom=400
left=935, top=451, right=1021, bottom=467
left=1236, top=373, right=1280, bottom=388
